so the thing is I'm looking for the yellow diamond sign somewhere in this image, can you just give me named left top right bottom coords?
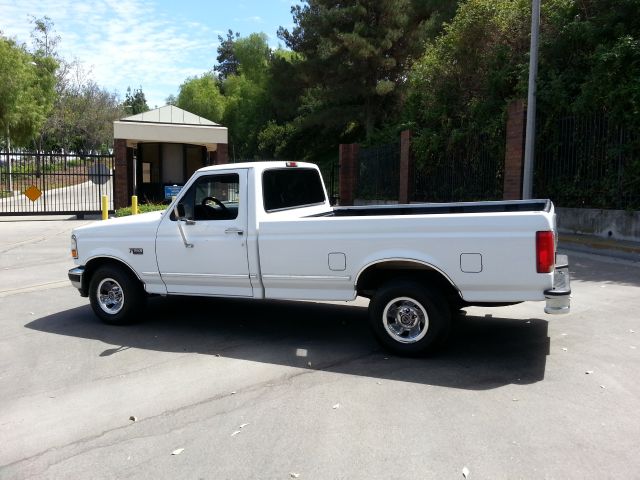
left=24, top=185, right=42, bottom=202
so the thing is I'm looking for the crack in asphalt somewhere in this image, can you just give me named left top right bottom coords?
left=0, top=281, right=70, bottom=297
left=2, top=349, right=379, bottom=477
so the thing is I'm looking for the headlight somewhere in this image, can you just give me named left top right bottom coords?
left=71, top=234, right=78, bottom=259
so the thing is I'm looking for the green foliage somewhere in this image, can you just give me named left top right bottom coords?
left=30, top=16, right=60, bottom=58
left=38, top=60, right=122, bottom=152
left=115, top=203, right=167, bottom=217
left=218, top=33, right=273, bottom=159
left=223, top=72, right=270, bottom=159
left=234, top=33, right=271, bottom=82
left=215, top=29, right=241, bottom=80
left=0, top=35, right=58, bottom=148
left=405, top=0, right=640, bottom=208
left=407, top=0, right=531, bottom=164
left=537, top=0, right=640, bottom=122
left=257, top=120, right=296, bottom=158
left=176, top=73, right=225, bottom=123
left=123, top=86, right=149, bottom=115
left=278, top=0, right=448, bottom=142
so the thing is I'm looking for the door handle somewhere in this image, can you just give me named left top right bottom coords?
left=225, top=228, right=244, bottom=236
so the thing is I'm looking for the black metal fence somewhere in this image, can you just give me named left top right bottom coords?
left=318, top=160, right=339, bottom=203
left=0, top=151, right=114, bottom=215
left=413, top=134, right=504, bottom=202
left=356, top=142, right=400, bottom=201
left=534, top=112, right=640, bottom=210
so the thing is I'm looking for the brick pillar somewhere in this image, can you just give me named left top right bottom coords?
left=503, top=100, right=526, bottom=200
left=399, top=130, right=415, bottom=204
left=339, top=143, right=359, bottom=206
left=114, top=139, right=129, bottom=209
left=216, top=144, right=229, bottom=164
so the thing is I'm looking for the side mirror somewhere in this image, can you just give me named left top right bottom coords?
left=173, top=204, right=194, bottom=248
left=172, top=203, right=194, bottom=224
left=176, top=203, right=186, bottom=218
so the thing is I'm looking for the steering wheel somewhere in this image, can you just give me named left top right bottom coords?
left=201, top=196, right=228, bottom=211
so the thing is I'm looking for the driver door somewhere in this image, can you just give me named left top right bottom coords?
left=155, top=170, right=252, bottom=297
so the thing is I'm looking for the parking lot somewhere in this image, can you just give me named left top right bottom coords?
left=1, top=217, right=639, bottom=479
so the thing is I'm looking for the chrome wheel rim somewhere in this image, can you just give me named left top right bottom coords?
left=382, top=297, right=429, bottom=344
left=97, top=277, right=124, bottom=315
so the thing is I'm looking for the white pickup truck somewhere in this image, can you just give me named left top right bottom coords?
left=68, top=161, right=570, bottom=355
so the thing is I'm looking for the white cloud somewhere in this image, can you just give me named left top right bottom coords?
left=234, top=15, right=265, bottom=24
left=0, top=0, right=219, bottom=107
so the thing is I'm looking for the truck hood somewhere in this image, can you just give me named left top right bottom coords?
left=73, top=210, right=165, bottom=239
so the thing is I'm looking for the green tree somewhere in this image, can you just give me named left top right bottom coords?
left=214, top=29, right=241, bottom=80
left=406, top=0, right=640, bottom=163
left=0, top=36, right=57, bottom=148
left=30, top=15, right=60, bottom=58
left=123, top=86, right=149, bottom=115
left=536, top=0, right=640, bottom=122
left=176, top=73, right=225, bottom=122
left=220, top=33, right=273, bottom=159
left=40, top=61, right=122, bottom=153
left=165, top=94, right=177, bottom=106
left=406, top=0, right=535, bottom=164
left=278, top=0, right=451, bottom=142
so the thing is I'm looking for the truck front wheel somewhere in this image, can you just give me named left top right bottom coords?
left=89, top=265, right=145, bottom=325
left=368, top=281, right=450, bottom=356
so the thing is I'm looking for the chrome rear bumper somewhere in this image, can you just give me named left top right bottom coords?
left=544, top=254, right=571, bottom=314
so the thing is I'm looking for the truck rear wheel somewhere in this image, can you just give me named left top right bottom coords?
left=368, top=280, right=450, bottom=356
left=89, top=265, right=145, bottom=325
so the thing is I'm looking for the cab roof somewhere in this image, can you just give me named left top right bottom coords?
left=196, top=161, right=319, bottom=175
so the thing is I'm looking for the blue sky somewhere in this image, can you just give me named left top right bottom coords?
left=0, top=0, right=300, bottom=108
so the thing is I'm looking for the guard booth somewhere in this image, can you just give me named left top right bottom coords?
left=113, top=106, right=228, bottom=208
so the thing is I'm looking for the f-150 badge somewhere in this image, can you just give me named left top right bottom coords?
left=129, top=248, right=143, bottom=255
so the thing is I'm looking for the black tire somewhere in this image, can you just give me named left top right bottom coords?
left=368, top=280, right=451, bottom=356
left=89, top=265, right=146, bottom=325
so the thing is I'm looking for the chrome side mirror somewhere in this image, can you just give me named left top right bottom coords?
left=173, top=204, right=194, bottom=248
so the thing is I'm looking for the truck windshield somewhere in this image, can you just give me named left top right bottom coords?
left=262, top=168, right=326, bottom=212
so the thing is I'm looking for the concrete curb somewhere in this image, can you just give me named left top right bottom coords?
left=559, top=234, right=640, bottom=262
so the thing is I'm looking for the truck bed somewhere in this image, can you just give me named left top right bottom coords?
left=312, top=199, right=551, bottom=217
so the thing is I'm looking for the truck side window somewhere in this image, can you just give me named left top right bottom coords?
left=176, top=174, right=240, bottom=221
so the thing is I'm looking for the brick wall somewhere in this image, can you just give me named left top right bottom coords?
left=338, top=144, right=359, bottom=206
left=114, top=139, right=129, bottom=209
left=216, top=144, right=229, bottom=164
left=503, top=100, right=526, bottom=200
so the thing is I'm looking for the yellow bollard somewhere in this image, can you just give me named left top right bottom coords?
left=131, top=195, right=138, bottom=215
left=101, top=195, right=108, bottom=220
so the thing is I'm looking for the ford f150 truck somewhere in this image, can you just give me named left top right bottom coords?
left=68, top=161, right=570, bottom=355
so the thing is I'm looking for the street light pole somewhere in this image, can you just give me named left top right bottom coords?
left=522, top=0, right=540, bottom=199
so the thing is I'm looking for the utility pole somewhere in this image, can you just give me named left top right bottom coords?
left=522, top=0, right=540, bottom=199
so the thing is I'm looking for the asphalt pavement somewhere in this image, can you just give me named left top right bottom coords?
left=0, top=217, right=639, bottom=479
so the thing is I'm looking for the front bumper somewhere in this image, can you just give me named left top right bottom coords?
left=68, top=266, right=87, bottom=296
left=544, top=254, right=571, bottom=314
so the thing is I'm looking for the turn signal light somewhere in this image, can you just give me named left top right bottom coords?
left=536, top=231, right=554, bottom=273
left=71, top=234, right=78, bottom=259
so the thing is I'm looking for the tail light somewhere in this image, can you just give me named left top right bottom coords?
left=536, top=231, right=555, bottom=273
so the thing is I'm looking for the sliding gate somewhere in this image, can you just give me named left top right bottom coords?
left=0, top=152, right=114, bottom=216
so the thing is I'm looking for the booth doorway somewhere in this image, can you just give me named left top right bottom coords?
left=137, top=143, right=208, bottom=202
